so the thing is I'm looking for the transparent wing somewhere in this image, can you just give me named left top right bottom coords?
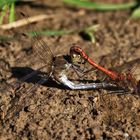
left=20, top=12, right=54, bottom=73
left=0, top=12, right=54, bottom=94
left=112, top=58, right=140, bottom=80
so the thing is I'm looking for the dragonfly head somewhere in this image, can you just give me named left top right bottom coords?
left=70, top=45, right=86, bottom=66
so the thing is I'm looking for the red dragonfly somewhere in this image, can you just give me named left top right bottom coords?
left=70, top=45, right=140, bottom=93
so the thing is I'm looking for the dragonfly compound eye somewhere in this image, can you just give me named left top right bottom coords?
left=71, top=53, right=82, bottom=63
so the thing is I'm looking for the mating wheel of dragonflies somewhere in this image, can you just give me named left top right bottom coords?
left=0, top=13, right=140, bottom=95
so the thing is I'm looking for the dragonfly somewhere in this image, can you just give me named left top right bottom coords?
left=70, top=45, right=140, bottom=93
left=3, top=42, right=139, bottom=94
left=1, top=13, right=139, bottom=94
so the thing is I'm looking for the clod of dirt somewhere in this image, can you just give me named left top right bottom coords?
left=0, top=59, right=11, bottom=82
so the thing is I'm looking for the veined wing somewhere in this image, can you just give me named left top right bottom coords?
left=0, top=13, right=54, bottom=93
left=112, top=58, right=140, bottom=80
left=96, top=58, right=140, bottom=82
left=20, top=12, right=54, bottom=74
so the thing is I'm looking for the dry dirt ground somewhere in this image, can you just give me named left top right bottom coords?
left=0, top=0, right=140, bottom=139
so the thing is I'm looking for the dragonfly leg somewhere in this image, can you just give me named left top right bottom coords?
left=108, top=89, right=126, bottom=94
left=71, top=65, right=97, bottom=79
left=59, top=74, right=118, bottom=90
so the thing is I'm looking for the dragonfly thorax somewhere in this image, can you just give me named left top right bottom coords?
left=52, top=55, right=71, bottom=82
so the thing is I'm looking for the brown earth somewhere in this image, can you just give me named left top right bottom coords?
left=0, top=0, right=140, bottom=139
